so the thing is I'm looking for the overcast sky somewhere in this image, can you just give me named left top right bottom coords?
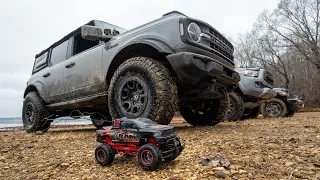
left=0, top=0, right=279, bottom=117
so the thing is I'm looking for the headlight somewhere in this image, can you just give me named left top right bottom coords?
left=239, top=70, right=259, bottom=77
left=278, top=91, right=287, bottom=96
left=187, top=22, right=201, bottom=42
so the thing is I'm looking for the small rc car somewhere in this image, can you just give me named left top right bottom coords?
left=95, top=117, right=184, bottom=170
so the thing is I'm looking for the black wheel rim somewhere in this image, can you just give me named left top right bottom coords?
left=227, top=97, right=236, bottom=117
left=25, top=102, right=34, bottom=126
left=265, top=102, right=281, bottom=117
left=141, top=150, right=153, bottom=165
left=96, top=149, right=106, bottom=162
left=118, top=76, right=148, bottom=117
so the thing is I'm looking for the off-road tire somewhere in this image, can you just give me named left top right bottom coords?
left=226, top=92, right=244, bottom=121
left=95, top=144, right=115, bottom=166
left=22, top=92, right=50, bottom=133
left=138, top=144, right=162, bottom=170
left=241, top=106, right=261, bottom=120
left=91, top=112, right=112, bottom=129
left=261, top=98, right=287, bottom=118
left=180, top=90, right=229, bottom=126
left=108, top=57, right=178, bottom=125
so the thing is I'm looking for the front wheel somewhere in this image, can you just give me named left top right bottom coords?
left=95, top=144, right=115, bottom=166
left=138, top=144, right=162, bottom=170
left=180, top=90, right=229, bottom=126
left=261, top=98, right=287, bottom=118
left=108, top=57, right=178, bottom=125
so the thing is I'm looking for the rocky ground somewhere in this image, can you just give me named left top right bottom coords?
left=0, top=112, right=319, bottom=180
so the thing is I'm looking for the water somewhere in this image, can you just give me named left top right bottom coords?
left=0, top=117, right=92, bottom=128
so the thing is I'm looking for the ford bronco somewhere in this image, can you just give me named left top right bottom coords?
left=23, top=11, right=239, bottom=132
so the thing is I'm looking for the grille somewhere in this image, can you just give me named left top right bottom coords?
left=206, top=27, right=234, bottom=62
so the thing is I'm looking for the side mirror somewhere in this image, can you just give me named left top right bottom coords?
left=81, top=25, right=111, bottom=41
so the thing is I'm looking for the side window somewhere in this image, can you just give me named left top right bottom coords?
left=72, top=33, right=99, bottom=56
left=125, top=122, right=137, bottom=129
left=50, top=40, right=69, bottom=66
left=33, top=52, right=48, bottom=73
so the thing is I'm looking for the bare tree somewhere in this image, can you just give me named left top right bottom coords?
left=259, top=0, right=320, bottom=74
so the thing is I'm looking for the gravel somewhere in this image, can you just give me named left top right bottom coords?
left=0, top=112, right=319, bottom=179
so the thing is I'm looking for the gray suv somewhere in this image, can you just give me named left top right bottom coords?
left=226, top=67, right=276, bottom=121
left=23, top=11, right=240, bottom=132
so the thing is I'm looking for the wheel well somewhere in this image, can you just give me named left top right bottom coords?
left=23, top=85, right=38, bottom=98
left=106, top=43, right=174, bottom=85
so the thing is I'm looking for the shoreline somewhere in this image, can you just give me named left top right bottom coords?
left=0, top=124, right=95, bottom=132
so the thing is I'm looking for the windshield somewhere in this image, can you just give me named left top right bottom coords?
left=97, top=20, right=127, bottom=35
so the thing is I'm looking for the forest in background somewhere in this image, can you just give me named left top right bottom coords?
left=234, top=0, right=320, bottom=107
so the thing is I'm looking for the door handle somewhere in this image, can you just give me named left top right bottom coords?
left=43, top=72, right=51, bottom=77
left=65, top=62, right=75, bottom=68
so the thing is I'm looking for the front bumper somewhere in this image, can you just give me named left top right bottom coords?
left=157, top=137, right=184, bottom=159
left=287, top=98, right=304, bottom=111
left=239, top=76, right=277, bottom=100
left=167, top=52, right=240, bottom=85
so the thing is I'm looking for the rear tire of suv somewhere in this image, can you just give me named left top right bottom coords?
left=108, top=57, right=178, bottom=125
left=22, top=92, right=50, bottom=133
left=91, top=112, right=112, bottom=129
left=261, top=98, right=287, bottom=118
left=226, top=92, right=244, bottom=121
left=180, top=90, right=229, bottom=126
left=241, top=106, right=261, bottom=120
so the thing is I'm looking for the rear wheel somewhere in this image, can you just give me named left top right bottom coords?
left=91, top=112, right=112, bottom=129
left=138, top=144, right=162, bottom=170
left=261, top=98, right=287, bottom=118
left=180, top=90, right=229, bottom=126
left=241, top=106, right=261, bottom=120
left=22, top=92, right=51, bottom=133
left=108, top=57, right=178, bottom=125
left=95, top=144, right=115, bottom=166
left=226, top=92, right=244, bottom=121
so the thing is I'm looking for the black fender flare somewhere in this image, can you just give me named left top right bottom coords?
left=23, top=83, right=47, bottom=102
left=117, top=38, right=174, bottom=55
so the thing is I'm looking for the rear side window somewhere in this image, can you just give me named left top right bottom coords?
left=33, top=52, right=48, bottom=73
left=50, top=40, right=69, bottom=66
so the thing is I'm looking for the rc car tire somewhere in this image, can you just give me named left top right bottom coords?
left=180, top=90, right=229, bottom=126
left=226, top=92, right=244, bottom=121
left=95, top=144, right=115, bottom=166
left=138, top=144, right=162, bottom=170
left=22, top=92, right=51, bottom=133
left=261, top=98, right=287, bottom=118
left=108, top=57, right=178, bottom=125
left=241, top=106, right=261, bottom=120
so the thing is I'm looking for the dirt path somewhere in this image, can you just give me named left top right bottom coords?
left=0, top=112, right=319, bottom=179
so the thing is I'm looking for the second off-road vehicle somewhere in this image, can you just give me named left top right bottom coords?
left=226, top=67, right=276, bottom=121
left=95, top=117, right=183, bottom=170
left=22, top=11, right=240, bottom=132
